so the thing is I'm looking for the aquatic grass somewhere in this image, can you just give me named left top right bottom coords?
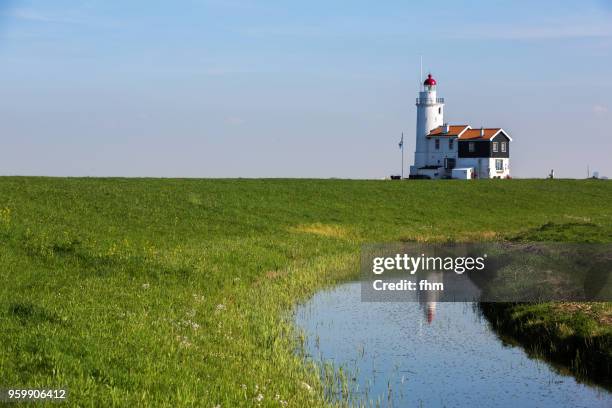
left=480, top=301, right=612, bottom=386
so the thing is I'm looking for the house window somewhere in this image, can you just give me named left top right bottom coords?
left=435, top=139, right=440, bottom=150
left=501, top=142, right=507, bottom=152
left=468, top=142, right=475, bottom=152
left=495, top=159, right=503, bottom=171
left=492, top=142, right=498, bottom=152
left=449, top=139, right=454, bottom=150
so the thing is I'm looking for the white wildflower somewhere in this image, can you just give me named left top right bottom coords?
left=142, top=283, right=150, bottom=289
left=176, top=335, right=192, bottom=348
left=255, top=393, right=264, bottom=402
left=180, top=319, right=200, bottom=330
left=300, top=381, right=313, bottom=392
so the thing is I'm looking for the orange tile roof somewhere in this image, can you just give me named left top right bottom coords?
left=458, top=128, right=502, bottom=140
left=428, top=125, right=507, bottom=141
left=427, top=125, right=469, bottom=137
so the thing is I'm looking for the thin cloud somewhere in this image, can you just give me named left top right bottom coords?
left=455, top=23, right=612, bottom=41
left=593, top=104, right=609, bottom=115
left=5, top=7, right=124, bottom=29
left=7, top=8, right=84, bottom=25
left=240, top=20, right=612, bottom=44
left=242, top=24, right=328, bottom=39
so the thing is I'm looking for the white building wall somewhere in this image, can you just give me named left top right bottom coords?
left=489, top=158, right=510, bottom=178
left=455, top=158, right=487, bottom=179
left=417, top=168, right=442, bottom=179
left=426, top=137, right=458, bottom=168
left=454, top=157, right=510, bottom=179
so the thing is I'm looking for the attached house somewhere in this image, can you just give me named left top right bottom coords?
left=421, top=125, right=512, bottom=179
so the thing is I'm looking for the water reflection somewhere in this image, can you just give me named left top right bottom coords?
left=295, top=282, right=611, bottom=407
left=418, top=271, right=442, bottom=324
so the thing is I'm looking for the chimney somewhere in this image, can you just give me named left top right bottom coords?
left=443, top=123, right=450, bottom=133
left=480, top=127, right=485, bottom=137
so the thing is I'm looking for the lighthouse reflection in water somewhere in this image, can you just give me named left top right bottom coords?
left=418, top=270, right=442, bottom=324
left=367, top=269, right=479, bottom=324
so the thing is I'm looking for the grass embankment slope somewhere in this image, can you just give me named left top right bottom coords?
left=0, top=178, right=610, bottom=406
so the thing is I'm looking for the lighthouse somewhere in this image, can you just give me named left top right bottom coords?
left=410, top=74, right=445, bottom=176
left=408, top=73, right=513, bottom=179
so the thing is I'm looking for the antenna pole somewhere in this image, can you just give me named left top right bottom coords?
left=420, top=56, right=423, bottom=91
left=401, top=132, right=404, bottom=179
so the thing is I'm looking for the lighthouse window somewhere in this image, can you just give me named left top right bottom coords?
left=495, top=159, right=503, bottom=171
left=492, top=142, right=499, bottom=152
left=438, top=107, right=441, bottom=114
left=501, top=142, right=507, bottom=152
left=448, top=139, right=454, bottom=150
left=468, top=142, right=475, bottom=152
left=435, top=139, right=440, bottom=150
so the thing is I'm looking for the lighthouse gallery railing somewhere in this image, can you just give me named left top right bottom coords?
left=416, top=97, right=444, bottom=104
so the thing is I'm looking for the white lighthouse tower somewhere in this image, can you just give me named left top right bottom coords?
left=410, top=74, right=444, bottom=176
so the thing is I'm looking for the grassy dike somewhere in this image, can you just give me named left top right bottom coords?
left=0, top=177, right=610, bottom=406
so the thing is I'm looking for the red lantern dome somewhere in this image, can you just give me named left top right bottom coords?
left=423, top=74, right=436, bottom=86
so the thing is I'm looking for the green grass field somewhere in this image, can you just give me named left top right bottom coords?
left=0, top=177, right=610, bottom=406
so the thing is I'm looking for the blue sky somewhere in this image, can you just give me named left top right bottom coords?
left=0, top=0, right=611, bottom=178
